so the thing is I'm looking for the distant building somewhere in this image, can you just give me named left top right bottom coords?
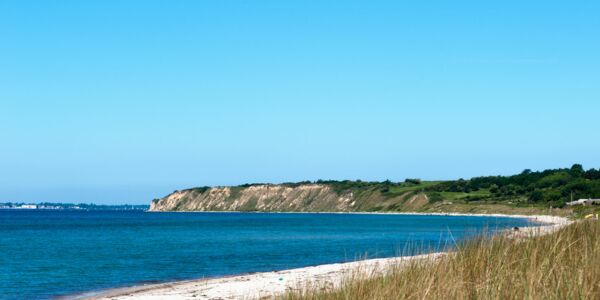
left=18, top=204, right=37, bottom=209
left=566, top=198, right=600, bottom=206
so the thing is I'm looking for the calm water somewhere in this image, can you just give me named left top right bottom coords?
left=0, top=210, right=536, bottom=299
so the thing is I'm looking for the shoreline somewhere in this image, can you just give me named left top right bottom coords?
left=81, top=212, right=572, bottom=300
left=147, top=209, right=568, bottom=221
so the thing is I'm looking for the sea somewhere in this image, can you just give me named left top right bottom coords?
left=0, top=210, right=537, bottom=299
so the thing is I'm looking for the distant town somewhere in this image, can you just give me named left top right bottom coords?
left=0, top=202, right=149, bottom=211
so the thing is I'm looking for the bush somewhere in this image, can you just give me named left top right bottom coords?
left=404, top=178, right=422, bottom=185
left=427, top=192, right=443, bottom=203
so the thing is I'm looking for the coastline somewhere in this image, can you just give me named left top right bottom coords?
left=82, top=212, right=572, bottom=300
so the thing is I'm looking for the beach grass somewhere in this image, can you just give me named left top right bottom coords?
left=282, top=220, right=600, bottom=300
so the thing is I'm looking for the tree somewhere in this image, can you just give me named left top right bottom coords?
left=585, top=168, right=600, bottom=180
left=529, top=190, right=544, bottom=202
left=405, top=178, right=421, bottom=185
left=570, top=164, right=584, bottom=177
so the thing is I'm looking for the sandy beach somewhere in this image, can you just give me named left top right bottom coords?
left=86, top=213, right=572, bottom=300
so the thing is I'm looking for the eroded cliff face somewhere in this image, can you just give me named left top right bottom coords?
left=149, top=184, right=356, bottom=212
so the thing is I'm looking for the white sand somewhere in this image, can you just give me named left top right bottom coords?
left=88, top=213, right=571, bottom=300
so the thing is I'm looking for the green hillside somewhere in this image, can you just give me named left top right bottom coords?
left=152, top=164, right=600, bottom=215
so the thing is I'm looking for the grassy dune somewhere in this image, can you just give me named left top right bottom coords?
left=283, top=220, right=600, bottom=300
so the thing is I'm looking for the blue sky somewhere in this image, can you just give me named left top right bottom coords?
left=1, top=1, right=599, bottom=204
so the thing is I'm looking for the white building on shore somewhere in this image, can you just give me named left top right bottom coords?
left=566, top=198, right=600, bottom=206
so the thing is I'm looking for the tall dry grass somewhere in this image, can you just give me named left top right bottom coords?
left=282, top=220, right=600, bottom=300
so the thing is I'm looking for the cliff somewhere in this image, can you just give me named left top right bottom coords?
left=149, top=165, right=600, bottom=213
left=148, top=183, right=430, bottom=212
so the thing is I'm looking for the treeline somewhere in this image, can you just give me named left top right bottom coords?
left=180, top=164, right=600, bottom=208
left=426, top=164, right=600, bottom=207
left=230, top=179, right=416, bottom=192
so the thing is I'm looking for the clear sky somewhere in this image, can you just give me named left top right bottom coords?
left=1, top=1, right=599, bottom=204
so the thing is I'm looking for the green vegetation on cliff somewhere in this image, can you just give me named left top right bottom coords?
left=426, top=164, right=600, bottom=207
left=152, top=164, right=600, bottom=214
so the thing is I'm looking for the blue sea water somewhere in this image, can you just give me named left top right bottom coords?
left=0, top=210, right=536, bottom=299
